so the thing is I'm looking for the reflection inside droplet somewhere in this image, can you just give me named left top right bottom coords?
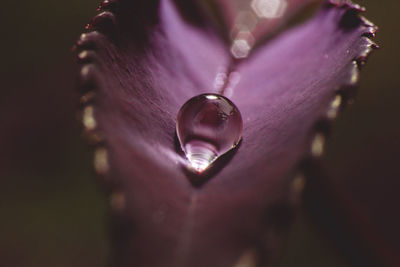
left=176, top=94, right=243, bottom=174
left=185, top=140, right=218, bottom=173
left=251, top=0, right=288, bottom=19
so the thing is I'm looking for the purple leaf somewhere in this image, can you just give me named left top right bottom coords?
left=75, top=0, right=377, bottom=266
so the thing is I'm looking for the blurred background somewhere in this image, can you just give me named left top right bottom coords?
left=0, top=1, right=398, bottom=267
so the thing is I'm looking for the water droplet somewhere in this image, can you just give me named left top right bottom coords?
left=176, top=94, right=243, bottom=173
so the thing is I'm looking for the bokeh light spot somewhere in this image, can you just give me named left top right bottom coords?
left=251, top=0, right=288, bottom=19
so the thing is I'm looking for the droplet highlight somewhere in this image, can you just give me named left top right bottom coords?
left=176, top=94, right=243, bottom=174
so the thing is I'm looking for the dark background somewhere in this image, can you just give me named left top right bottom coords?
left=0, top=1, right=398, bottom=266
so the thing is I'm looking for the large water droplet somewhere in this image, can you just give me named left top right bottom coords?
left=176, top=94, right=243, bottom=174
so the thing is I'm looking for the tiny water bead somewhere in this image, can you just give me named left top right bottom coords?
left=176, top=94, right=243, bottom=174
